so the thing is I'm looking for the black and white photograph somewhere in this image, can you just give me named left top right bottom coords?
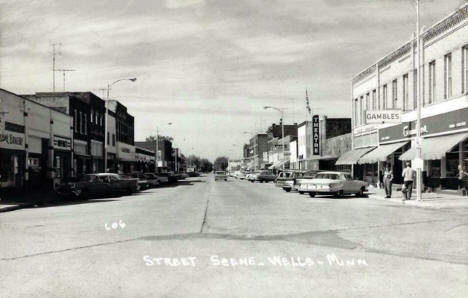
left=1, top=0, right=468, bottom=297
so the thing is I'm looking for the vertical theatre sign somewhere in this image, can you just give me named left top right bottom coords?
left=312, top=115, right=320, bottom=155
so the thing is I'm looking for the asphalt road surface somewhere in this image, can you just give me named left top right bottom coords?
left=1, top=175, right=467, bottom=297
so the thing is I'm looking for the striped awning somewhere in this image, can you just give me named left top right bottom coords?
left=358, top=141, right=408, bottom=164
left=335, top=147, right=376, bottom=165
left=400, top=132, right=468, bottom=161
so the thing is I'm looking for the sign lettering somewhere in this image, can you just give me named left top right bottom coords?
left=366, top=110, right=402, bottom=124
left=312, top=115, right=320, bottom=155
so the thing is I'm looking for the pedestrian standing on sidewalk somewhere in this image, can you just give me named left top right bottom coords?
left=383, top=165, right=393, bottom=199
left=401, top=162, right=415, bottom=201
left=458, top=165, right=468, bottom=196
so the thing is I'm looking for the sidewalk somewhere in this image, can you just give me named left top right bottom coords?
left=367, top=186, right=468, bottom=209
left=0, top=191, right=58, bottom=212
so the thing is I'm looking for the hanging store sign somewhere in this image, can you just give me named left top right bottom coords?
left=365, top=110, right=402, bottom=124
left=312, top=115, right=320, bottom=155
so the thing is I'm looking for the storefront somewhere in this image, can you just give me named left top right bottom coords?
left=117, top=142, right=136, bottom=174
left=0, top=99, right=26, bottom=189
left=73, top=139, right=90, bottom=177
left=379, top=108, right=468, bottom=190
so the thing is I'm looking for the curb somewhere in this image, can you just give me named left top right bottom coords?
left=0, top=202, right=35, bottom=213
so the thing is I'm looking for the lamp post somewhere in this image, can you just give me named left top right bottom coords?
left=264, top=106, right=285, bottom=172
left=104, top=77, right=136, bottom=172
left=155, top=122, right=172, bottom=173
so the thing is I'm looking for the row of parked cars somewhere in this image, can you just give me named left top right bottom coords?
left=55, top=171, right=188, bottom=199
left=230, top=170, right=369, bottom=198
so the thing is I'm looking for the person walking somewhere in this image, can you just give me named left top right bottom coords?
left=401, top=162, right=415, bottom=201
left=383, top=165, right=393, bottom=199
left=458, top=165, right=468, bottom=196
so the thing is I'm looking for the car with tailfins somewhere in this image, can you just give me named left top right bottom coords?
left=296, top=171, right=368, bottom=198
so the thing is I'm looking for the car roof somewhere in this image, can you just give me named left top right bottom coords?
left=316, top=171, right=348, bottom=175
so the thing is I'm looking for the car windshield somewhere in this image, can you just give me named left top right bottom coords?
left=80, top=175, right=96, bottom=182
left=315, top=173, right=341, bottom=180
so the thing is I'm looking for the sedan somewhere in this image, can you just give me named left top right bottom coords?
left=55, top=173, right=138, bottom=198
left=214, top=171, right=228, bottom=181
left=143, top=173, right=161, bottom=188
left=297, top=171, right=368, bottom=198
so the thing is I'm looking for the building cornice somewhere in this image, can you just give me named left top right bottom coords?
left=352, top=3, right=467, bottom=85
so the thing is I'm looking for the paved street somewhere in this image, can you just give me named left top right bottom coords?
left=1, top=175, right=468, bottom=297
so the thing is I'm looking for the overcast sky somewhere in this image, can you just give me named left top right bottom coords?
left=0, top=0, right=465, bottom=160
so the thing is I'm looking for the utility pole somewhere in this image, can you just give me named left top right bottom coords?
left=55, top=69, right=76, bottom=91
left=415, top=0, right=422, bottom=201
left=51, top=43, right=62, bottom=92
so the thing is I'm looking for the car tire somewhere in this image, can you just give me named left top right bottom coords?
left=299, top=191, right=305, bottom=195
left=355, top=187, right=365, bottom=197
left=336, top=190, right=343, bottom=197
left=283, top=188, right=291, bottom=192
left=308, top=192, right=316, bottom=198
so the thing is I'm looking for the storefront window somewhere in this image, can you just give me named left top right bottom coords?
left=428, top=160, right=441, bottom=178
left=446, top=152, right=458, bottom=178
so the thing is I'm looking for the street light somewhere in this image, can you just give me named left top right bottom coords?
left=104, top=77, right=137, bottom=172
left=264, top=106, right=285, bottom=172
left=155, top=122, right=172, bottom=173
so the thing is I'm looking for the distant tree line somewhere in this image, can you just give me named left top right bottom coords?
left=187, top=155, right=213, bottom=172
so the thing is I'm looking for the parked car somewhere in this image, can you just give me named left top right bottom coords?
left=256, top=170, right=277, bottom=183
left=297, top=171, right=368, bottom=198
left=275, top=170, right=321, bottom=192
left=246, top=171, right=260, bottom=182
left=237, top=171, right=247, bottom=180
left=188, top=171, right=200, bottom=177
left=143, top=173, right=161, bottom=188
left=215, top=171, right=228, bottom=181
left=128, top=172, right=152, bottom=190
left=55, top=173, right=138, bottom=198
left=155, top=174, right=169, bottom=184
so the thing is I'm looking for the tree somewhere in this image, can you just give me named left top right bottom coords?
left=187, top=155, right=201, bottom=170
left=200, top=158, right=213, bottom=172
left=214, top=156, right=229, bottom=171
left=145, top=135, right=173, bottom=142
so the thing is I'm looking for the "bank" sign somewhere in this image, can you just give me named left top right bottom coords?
left=365, top=110, right=402, bottom=124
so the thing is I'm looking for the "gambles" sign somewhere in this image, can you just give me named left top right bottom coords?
left=365, top=110, right=402, bottom=124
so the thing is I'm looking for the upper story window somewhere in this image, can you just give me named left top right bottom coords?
left=462, top=45, right=468, bottom=94
left=382, top=85, right=387, bottom=109
left=90, top=110, right=94, bottom=124
left=359, top=96, right=364, bottom=125
left=428, top=60, right=436, bottom=104
left=84, top=114, right=87, bottom=135
left=365, top=93, right=370, bottom=111
left=354, top=98, right=359, bottom=127
left=392, top=79, right=398, bottom=109
left=74, top=109, right=78, bottom=133
left=372, top=89, right=376, bottom=110
left=444, top=53, right=452, bottom=99
left=403, top=74, right=409, bottom=111
left=79, top=111, right=83, bottom=134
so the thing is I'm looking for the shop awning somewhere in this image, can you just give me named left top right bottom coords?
left=268, top=160, right=289, bottom=169
left=358, top=141, right=408, bottom=164
left=399, top=132, right=468, bottom=161
left=335, top=147, right=376, bottom=165
left=309, top=155, right=338, bottom=161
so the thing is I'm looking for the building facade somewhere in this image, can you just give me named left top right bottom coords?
left=296, top=116, right=351, bottom=170
left=107, top=100, right=135, bottom=173
left=344, top=3, right=468, bottom=189
left=1, top=89, right=73, bottom=191
left=26, top=92, right=106, bottom=177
